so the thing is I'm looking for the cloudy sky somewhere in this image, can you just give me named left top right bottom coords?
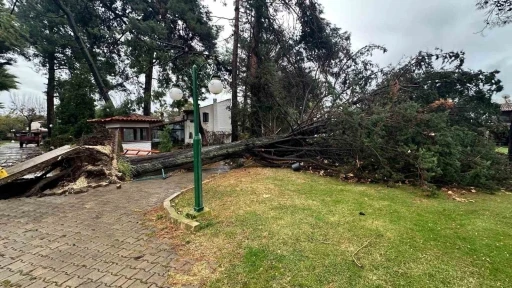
left=1, top=0, right=511, bottom=111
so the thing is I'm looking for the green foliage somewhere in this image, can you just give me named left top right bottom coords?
left=0, top=3, right=26, bottom=92
left=0, top=114, right=25, bottom=139
left=95, top=99, right=136, bottom=118
left=332, top=97, right=509, bottom=189
left=55, top=69, right=95, bottom=138
left=42, top=134, right=75, bottom=150
left=0, top=67, right=17, bottom=91
left=158, top=126, right=173, bottom=152
left=316, top=50, right=511, bottom=189
left=117, top=158, right=134, bottom=180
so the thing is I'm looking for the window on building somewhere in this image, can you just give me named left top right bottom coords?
left=123, top=128, right=136, bottom=142
left=203, top=112, right=209, bottom=123
left=189, top=132, right=193, bottom=139
left=140, top=128, right=147, bottom=141
left=123, top=128, right=149, bottom=142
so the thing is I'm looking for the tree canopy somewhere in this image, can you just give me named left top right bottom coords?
left=0, top=2, right=25, bottom=92
left=477, top=0, right=512, bottom=28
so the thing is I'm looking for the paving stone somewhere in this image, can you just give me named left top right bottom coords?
left=127, top=279, right=153, bottom=288
left=2, top=271, right=28, bottom=284
left=141, top=254, right=159, bottom=263
left=0, top=269, right=16, bottom=281
left=85, top=270, right=107, bottom=281
left=25, top=279, right=51, bottom=288
left=73, top=267, right=95, bottom=278
left=123, top=258, right=144, bottom=269
left=118, top=267, right=139, bottom=278
left=62, top=275, right=88, bottom=287
left=60, top=263, right=82, bottom=274
left=117, top=249, right=134, bottom=257
left=98, top=273, right=121, bottom=286
left=49, top=272, right=73, bottom=285
left=135, top=261, right=157, bottom=272
left=148, top=265, right=168, bottom=276
left=111, top=276, right=130, bottom=287
left=103, top=263, right=124, bottom=274
left=147, top=273, right=168, bottom=286
left=0, top=257, right=16, bottom=268
left=107, top=255, right=129, bottom=266
left=14, top=277, right=37, bottom=287
left=80, top=258, right=100, bottom=268
left=76, top=281, right=101, bottom=288
left=90, top=261, right=111, bottom=272
left=29, top=266, right=52, bottom=277
left=132, top=269, right=154, bottom=282
left=38, top=269, right=61, bottom=281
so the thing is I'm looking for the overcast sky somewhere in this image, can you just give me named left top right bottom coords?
left=1, top=0, right=511, bottom=112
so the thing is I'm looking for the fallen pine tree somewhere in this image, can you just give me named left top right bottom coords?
left=128, top=121, right=328, bottom=176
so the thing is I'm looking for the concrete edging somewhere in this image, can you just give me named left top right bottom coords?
left=162, top=177, right=217, bottom=231
left=163, top=188, right=200, bottom=231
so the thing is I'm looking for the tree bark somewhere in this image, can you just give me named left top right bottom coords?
left=143, top=52, right=154, bottom=116
left=47, top=51, right=56, bottom=137
left=230, top=0, right=241, bottom=141
left=128, top=135, right=284, bottom=176
left=51, top=0, right=112, bottom=105
left=248, top=1, right=264, bottom=137
left=127, top=120, right=326, bottom=176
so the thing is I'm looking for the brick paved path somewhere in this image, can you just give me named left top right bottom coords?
left=0, top=171, right=218, bottom=287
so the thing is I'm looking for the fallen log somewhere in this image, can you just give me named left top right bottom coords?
left=128, top=135, right=286, bottom=176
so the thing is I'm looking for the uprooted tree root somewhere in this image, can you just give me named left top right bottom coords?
left=1, top=145, right=122, bottom=199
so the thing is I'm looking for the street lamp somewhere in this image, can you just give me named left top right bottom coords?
left=170, top=65, right=223, bottom=212
left=49, top=124, right=53, bottom=139
left=11, top=129, right=15, bottom=143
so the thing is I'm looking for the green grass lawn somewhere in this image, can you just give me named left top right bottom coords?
left=496, top=146, right=508, bottom=154
left=168, top=168, right=512, bottom=288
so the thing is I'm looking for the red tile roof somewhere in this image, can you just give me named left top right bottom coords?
left=88, top=114, right=163, bottom=123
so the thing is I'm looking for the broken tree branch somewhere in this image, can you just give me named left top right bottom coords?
left=352, top=237, right=375, bottom=268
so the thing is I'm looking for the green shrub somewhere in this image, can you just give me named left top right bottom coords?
left=42, top=135, right=75, bottom=151
left=117, top=157, right=134, bottom=180
left=158, top=126, right=173, bottom=152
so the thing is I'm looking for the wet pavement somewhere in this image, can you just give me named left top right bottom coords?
left=0, top=142, right=42, bottom=168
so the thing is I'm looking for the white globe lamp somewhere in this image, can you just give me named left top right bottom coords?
left=170, top=84, right=184, bottom=101
left=208, top=75, right=223, bottom=95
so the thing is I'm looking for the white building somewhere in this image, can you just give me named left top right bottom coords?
left=182, top=98, right=232, bottom=144
left=159, top=98, right=231, bottom=145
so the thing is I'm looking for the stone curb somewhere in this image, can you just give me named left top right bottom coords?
left=162, top=177, right=218, bottom=231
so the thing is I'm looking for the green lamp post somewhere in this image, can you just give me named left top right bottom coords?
left=169, top=65, right=223, bottom=212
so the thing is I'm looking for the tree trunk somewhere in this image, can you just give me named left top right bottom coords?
left=143, top=52, right=154, bottom=116
left=248, top=2, right=263, bottom=137
left=230, top=0, right=241, bottom=141
left=128, top=135, right=284, bottom=176
left=47, top=51, right=56, bottom=137
left=52, top=0, right=112, bottom=105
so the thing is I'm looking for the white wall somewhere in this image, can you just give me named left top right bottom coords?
left=214, top=99, right=231, bottom=132
left=122, top=141, right=152, bottom=152
left=184, top=99, right=232, bottom=144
